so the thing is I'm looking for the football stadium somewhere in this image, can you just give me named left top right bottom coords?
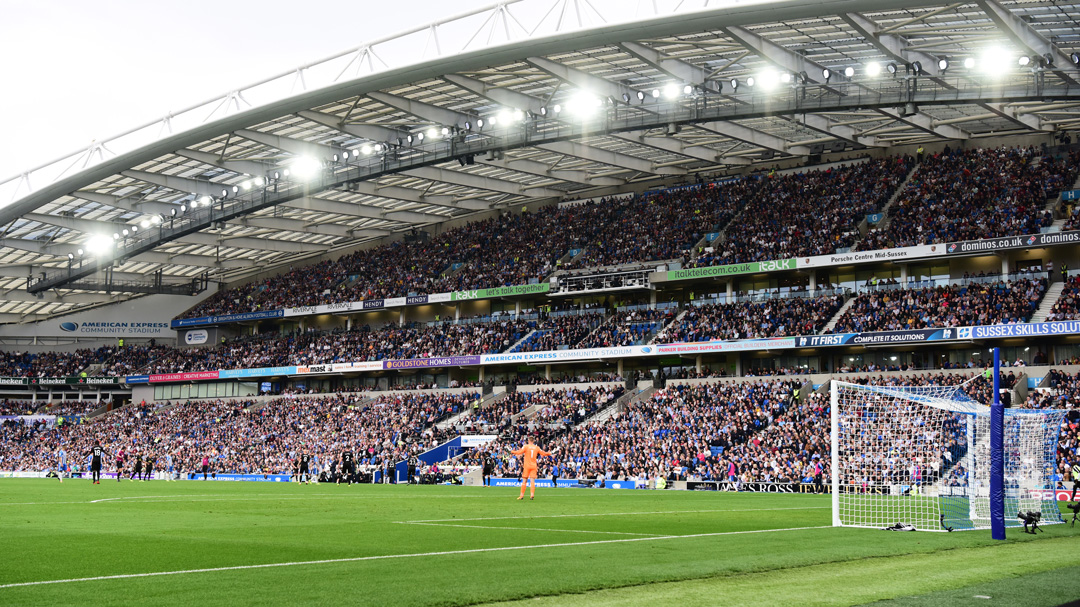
left=4, top=0, right=1080, bottom=604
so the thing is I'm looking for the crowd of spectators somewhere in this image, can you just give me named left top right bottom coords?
left=567, top=179, right=758, bottom=269
left=459, top=386, right=623, bottom=435
left=577, top=309, right=676, bottom=349
left=657, top=295, right=842, bottom=343
left=0, top=390, right=478, bottom=476
left=461, top=379, right=803, bottom=483
left=0, top=348, right=109, bottom=378
left=857, top=147, right=1080, bottom=250
left=509, top=313, right=604, bottom=353
left=827, top=278, right=1046, bottom=333
left=692, top=157, right=914, bottom=267
left=1045, top=276, right=1080, bottom=322
left=180, top=157, right=917, bottom=321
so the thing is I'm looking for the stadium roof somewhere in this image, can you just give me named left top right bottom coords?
left=2, top=0, right=1080, bottom=322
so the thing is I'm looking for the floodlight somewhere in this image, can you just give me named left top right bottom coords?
left=1072, top=52, right=1080, bottom=66
left=68, top=253, right=74, bottom=260
left=122, top=229, right=129, bottom=237
left=651, top=89, right=660, bottom=98
left=290, top=156, right=321, bottom=179
left=441, top=127, right=450, bottom=135
left=683, top=84, right=693, bottom=95
left=85, top=234, right=113, bottom=255
left=937, top=57, right=949, bottom=72
left=746, top=76, right=755, bottom=87
left=636, top=91, right=645, bottom=101
left=822, top=68, right=832, bottom=82
left=886, top=62, right=898, bottom=75
left=964, top=57, right=975, bottom=69
left=911, top=61, right=922, bottom=75
left=476, top=118, right=485, bottom=128
left=663, top=84, right=679, bottom=99
left=426, top=128, right=438, bottom=140
left=729, top=78, right=739, bottom=90
left=843, top=66, right=855, bottom=78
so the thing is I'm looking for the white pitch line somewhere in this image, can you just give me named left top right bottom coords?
left=398, top=521, right=666, bottom=536
left=90, top=495, right=213, bottom=504
left=403, top=506, right=829, bottom=524
left=0, top=525, right=830, bottom=590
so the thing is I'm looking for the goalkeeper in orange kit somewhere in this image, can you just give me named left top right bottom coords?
left=509, top=440, right=556, bottom=500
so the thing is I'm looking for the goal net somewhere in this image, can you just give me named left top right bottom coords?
left=830, top=380, right=1065, bottom=531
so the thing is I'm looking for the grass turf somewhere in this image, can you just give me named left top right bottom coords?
left=0, top=479, right=1077, bottom=606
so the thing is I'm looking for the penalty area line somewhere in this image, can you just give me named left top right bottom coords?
left=0, top=526, right=830, bottom=590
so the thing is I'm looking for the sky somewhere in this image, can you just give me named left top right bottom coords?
left=0, top=0, right=462, bottom=179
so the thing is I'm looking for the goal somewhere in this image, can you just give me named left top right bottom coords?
left=830, top=380, right=1065, bottom=532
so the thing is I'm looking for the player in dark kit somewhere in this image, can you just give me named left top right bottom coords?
left=144, top=454, right=155, bottom=481
left=86, top=441, right=109, bottom=484
left=339, top=448, right=356, bottom=485
left=130, top=452, right=143, bottom=482
left=482, top=453, right=493, bottom=487
left=299, top=452, right=312, bottom=484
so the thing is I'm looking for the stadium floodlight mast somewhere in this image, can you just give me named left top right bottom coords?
left=831, top=347, right=1063, bottom=535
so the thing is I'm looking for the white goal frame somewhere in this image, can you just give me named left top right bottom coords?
left=830, top=380, right=1065, bottom=532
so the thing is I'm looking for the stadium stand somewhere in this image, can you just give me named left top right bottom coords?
left=690, top=157, right=914, bottom=268
left=826, top=277, right=1047, bottom=333
left=0, top=391, right=477, bottom=475
left=857, top=147, right=1080, bottom=250
left=655, top=295, right=842, bottom=343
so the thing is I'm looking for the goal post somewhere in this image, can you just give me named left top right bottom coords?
left=830, top=376, right=1066, bottom=533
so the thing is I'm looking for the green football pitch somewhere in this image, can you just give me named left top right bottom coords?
left=2, top=480, right=1079, bottom=607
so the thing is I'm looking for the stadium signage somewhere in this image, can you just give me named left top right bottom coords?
left=406, top=295, right=429, bottom=305
left=665, top=259, right=796, bottom=281
left=184, top=329, right=209, bottom=345
left=125, top=375, right=150, bottom=384
left=967, top=320, right=1080, bottom=339
left=6, top=376, right=124, bottom=386
left=362, top=299, right=384, bottom=310
left=331, top=361, right=382, bottom=372
left=451, top=283, right=550, bottom=301
left=1061, top=189, right=1080, bottom=201
left=481, top=346, right=647, bottom=365
left=805, top=244, right=940, bottom=267
left=945, top=231, right=1080, bottom=255
left=148, top=371, right=220, bottom=383
left=654, top=338, right=794, bottom=354
left=295, top=365, right=332, bottom=374
left=384, top=356, right=482, bottom=369
left=218, top=366, right=297, bottom=379
left=170, top=310, right=283, bottom=328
